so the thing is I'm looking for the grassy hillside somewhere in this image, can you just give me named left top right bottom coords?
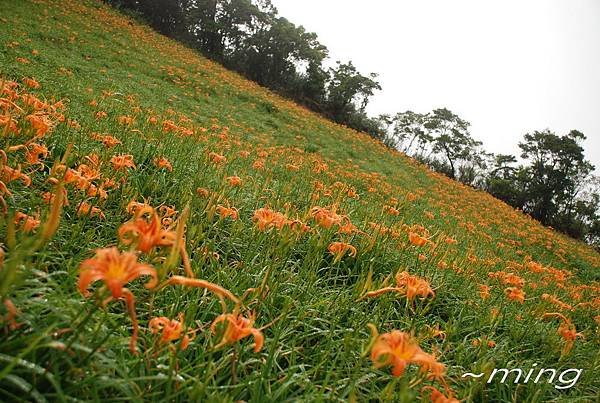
left=1, top=0, right=598, bottom=401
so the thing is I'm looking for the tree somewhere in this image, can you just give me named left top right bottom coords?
left=518, top=129, right=594, bottom=225
left=326, top=61, right=381, bottom=124
left=381, top=111, right=430, bottom=155
left=188, top=0, right=272, bottom=61
left=298, top=62, right=329, bottom=109
left=137, top=0, right=190, bottom=39
left=380, top=108, right=487, bottom=185
left=484, top=130, right=598, bottom=244
left=242, top=17, right=328, bottom=90
left=486, top=154, right=529, bottom=208
left=104, top=0, right=384, bottom=139
left=424, top=108, right=482, bottom=180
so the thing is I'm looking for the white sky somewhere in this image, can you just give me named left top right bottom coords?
left=271, top=0, right=600, bottom=171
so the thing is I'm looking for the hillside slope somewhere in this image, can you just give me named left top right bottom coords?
left=1, top=0, right=598, bottom=401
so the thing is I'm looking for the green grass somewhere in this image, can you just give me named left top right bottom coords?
left=0, top=0, right=599, bottom=401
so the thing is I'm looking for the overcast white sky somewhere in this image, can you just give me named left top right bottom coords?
left=271, top=0, right=600, bottom=171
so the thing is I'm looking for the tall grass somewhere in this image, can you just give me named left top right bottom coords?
left=0, top=0, right=598, bottom=401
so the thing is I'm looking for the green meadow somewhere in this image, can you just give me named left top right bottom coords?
left=0, top=0, right=598, bottom=401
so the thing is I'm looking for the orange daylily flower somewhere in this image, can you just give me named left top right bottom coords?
left=362, top=271, right=435, bottom=302
left=408, top=232, right=429, bottom=247
left=313, top=162, right=328, bottom=173
left=78, top=247, right=158, bottom=299
left=216, top=205, right=239, bottom=220
left=384, top=205, right=400, bottom=216
left=489, top=271, right=525, bottom=288
left=118, top=206, right=176, bottom=253
left=527, top=260, right=544, bottom=273
left=162, top=120, right=178, bottom=132
left=14, top=211, right=41, bottom=233
left=310, top=206, right=344, bottom=229
left=208, top=152, right=226, bottom=164
left=211, top=312, right=264, bottom=352
left=337, top=221, right=358, bottom=235
left=253, top=207, right=288, bottom=231
left=369, top=325, right=445, bottom=378
left=2, top=164, right=32, bottom=187
left=421, top=386, right=459, bottom=403
left=196, top=187, right=210, bottom=198
left=347, top=188, right=359, bottom=199
left=25, top=113, right=51, bottom=136
left=100, top=134, right=122, bottom=148
left=504, top=287, right=525, bottom=303
left=2, top=299, right=21, bottom=330
left=425, top=323, right=446, bottom=340
left=110, top=154, right=136, bottom=171
left=252, top=159, right=265, bottom=170
left=86, top=184, right=108, bottom=200
left=149, top=313, right=194, bottom=350
left=472, top=337, right=496, bottom=348
left=478, top=284, right=491, bottom=300
left=21, top=94, right=47, bottom=110
left=0, top=115, right=19, bottom=134
left=0, top=182, right=10, bottom=212
left=225, top=175, right=242, bottom=186
left=117, top=115, right=134, bottom=125
left=543, top=313, right=584, bottom=356
left=158, top=205, right=178, bottom=218
left=64, top=168, right=89, bottom=190
left=328, top=241, right=357, bottom=263
left=41, top=186, right=69, bottom=206
left=24, top=143, right=48, bottom=165
left=154, top=156, right=173, bottom=171
left=77, top=201, right=105, bottom=219
left=102, top=178, right=118, bottom=190
left=78, top=248, right=158, bottom=353
left=444, top=237, right=457, bottom=245
left=126, top=200, right=148, bottom=215
left=23, top=77, right=40, bottom=89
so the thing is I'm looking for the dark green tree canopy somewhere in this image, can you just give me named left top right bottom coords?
left=518, top=129, right=595, bottom=223
left=485, top=130, right=598, bottom=244
left=326, top=61, right=381, bottom=125
left=106, top=0, right=382, bottom=137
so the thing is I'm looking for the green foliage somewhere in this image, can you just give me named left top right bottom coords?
left=0, top=1, right=598, bottom=402
left=380, top=108, right=486, bottom=183
left=488, top=130, right=599, bottom=245
left=382, top=110, right=598, bottom=246
left=104, top=0, right=382, bottom=137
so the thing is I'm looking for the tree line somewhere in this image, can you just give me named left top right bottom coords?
left=105, top=0, right=598, bottom=247
left=380, top=109, right=599, bottom=247
left=105, top=0, right=384, bottom=137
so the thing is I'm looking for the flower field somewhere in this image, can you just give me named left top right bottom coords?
left=0, top=0, right=599, bottom=401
